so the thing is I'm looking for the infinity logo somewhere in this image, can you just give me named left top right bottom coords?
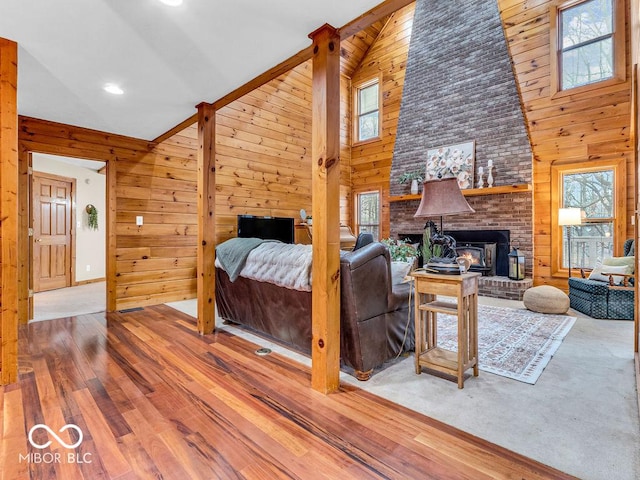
left=28, top=424, right=83, bottom=450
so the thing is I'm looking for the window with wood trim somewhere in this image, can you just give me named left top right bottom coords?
left=355, top=190, right=380, bottom=241
left=551, top=160, right=625, bottom=276
left=550, top=0, right=625, bottom=97
left=353, top=78, right=381, bottom=143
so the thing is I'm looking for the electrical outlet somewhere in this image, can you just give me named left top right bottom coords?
left=86, top=265, right=91, bottom=272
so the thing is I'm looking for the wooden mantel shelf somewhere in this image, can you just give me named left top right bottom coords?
left=389, top=183, right=532, bottom=202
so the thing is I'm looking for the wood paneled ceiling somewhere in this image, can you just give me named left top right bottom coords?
left=340, top=18, right=389, bottom=76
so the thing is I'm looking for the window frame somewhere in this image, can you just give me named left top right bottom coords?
left=550, top=0, right=625, bottom=98
left=354, top=189, right=381, bottom=241
left=352, top=75, right=382, bottom=146
left=551, top=158, right=626, bottom=277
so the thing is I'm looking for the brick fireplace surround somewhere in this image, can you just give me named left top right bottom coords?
left=392, top=191, right=534, bottom=301
left=388, top=0, right=535, bottom=301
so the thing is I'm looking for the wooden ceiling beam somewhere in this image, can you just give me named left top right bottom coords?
left=337, top=0, right=414, bottom=39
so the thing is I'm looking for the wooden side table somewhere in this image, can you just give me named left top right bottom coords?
left=411, top=270, right=480, bottom=388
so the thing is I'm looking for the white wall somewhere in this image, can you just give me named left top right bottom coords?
left=32, top=154, right=106, bottom=283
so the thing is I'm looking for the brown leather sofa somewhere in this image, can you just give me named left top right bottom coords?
left=215, top=242, right=414, bottom=380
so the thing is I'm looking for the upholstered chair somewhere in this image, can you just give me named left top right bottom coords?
left=568, top=239, right=635, bottom=320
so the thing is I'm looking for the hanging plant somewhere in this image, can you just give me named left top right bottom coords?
left=86, top=204, right=98, bottom=230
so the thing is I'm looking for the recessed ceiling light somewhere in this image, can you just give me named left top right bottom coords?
left=104, top=84, right=124, bottom=95
left=159, top=0, right=183, bottom=6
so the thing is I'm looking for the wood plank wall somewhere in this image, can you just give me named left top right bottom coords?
left=17, top=117, right=198, bottom=311
left=0, top=39, right=18, bottom=383
left=164, top=61, right=356, bottom=246
left=350, top=4, right=416, bottom=240
left=165, top=65, right=312, bottom=244
left=498, top=0, right=633, bottom=289
left=14, top=46, right=369, bottom=319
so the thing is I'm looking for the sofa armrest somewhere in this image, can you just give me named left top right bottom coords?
left=568, top=277, right=610, bottom=295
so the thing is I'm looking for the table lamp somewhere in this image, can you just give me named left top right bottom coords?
left=414, top=177, right=475, bottom=267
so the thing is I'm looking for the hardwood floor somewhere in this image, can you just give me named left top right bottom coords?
left=1, top=305, right=576, bottom=479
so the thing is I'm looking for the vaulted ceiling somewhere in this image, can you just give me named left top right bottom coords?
left=0, top=0, right=388, bottom=141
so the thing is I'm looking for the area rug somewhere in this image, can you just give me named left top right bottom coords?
left=436, top=305, right=576, bottom=384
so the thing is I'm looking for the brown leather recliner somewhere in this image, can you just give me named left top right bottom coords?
left=339, top=242, right=414, bottom=379
left=215, top=241, right=414, bottom=380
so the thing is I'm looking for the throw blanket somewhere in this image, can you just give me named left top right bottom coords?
left=216, top=237, right=271, bottom=282
left=216, top=242, right=313, bottom=291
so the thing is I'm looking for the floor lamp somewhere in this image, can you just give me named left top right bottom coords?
left=558, top=207, right=582, bottom=278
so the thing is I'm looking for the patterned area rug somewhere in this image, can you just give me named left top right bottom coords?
left=437, top=304, right=576, bottom=384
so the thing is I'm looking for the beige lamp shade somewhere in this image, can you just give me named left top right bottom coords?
left=414, top=178, right=475, bottom=218
left=558, top=207, right=582, bottom=226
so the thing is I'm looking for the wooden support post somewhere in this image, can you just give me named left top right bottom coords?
left=197, top=102, right=216, bottom=334
left=309, top=24, right=341, bottom=394
left=0, top=38, right=19, bottom=384
left=106, top=158, right=117, bottom=312
left=18, top=147, right=29, bottom=323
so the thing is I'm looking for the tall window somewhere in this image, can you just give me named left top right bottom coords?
left=551, top=0, right=624, bottom=96
left=552, top=160, right=625, bottom=275
left=356, top=191, right=380, bottom=241
left=354, top=78, right=380, bottom=143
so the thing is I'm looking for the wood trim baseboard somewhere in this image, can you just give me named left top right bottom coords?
left=74, top=277, right=106, bottom=286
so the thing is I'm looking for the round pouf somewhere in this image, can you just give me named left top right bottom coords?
left=523, top=285, right=570, bottom=314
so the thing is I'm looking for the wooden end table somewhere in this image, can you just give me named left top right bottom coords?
left=411, top=270, right=480, bottom=388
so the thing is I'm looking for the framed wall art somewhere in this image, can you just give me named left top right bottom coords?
left=425, top=140, right=475, bottom=189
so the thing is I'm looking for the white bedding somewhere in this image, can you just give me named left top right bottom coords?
left=216, top=242, right=313, bottom=291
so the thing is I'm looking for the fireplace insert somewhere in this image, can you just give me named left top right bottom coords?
left=398, top=230, right=510, bottom=276
left=455, top=244, right=492, bottom=275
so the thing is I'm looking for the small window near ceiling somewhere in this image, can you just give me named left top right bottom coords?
left=354, top=78, right=380, bottom=143
left=551, top=0, right=625, bottom=96
left=356, top=191, right=380, bottom=241
left=561, top=168, right=615, bottom=270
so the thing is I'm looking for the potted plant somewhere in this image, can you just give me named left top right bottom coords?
left=381, top=238, right=418, bottom=284
left=381, top=238, right=418, bottom=262
left=398, top=171, right=424, bottom=195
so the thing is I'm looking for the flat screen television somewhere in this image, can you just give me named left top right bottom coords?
left=237, top=215, right=295, bottom=244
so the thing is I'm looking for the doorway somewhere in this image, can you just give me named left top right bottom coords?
left=30, top=154, right=107, bottom=322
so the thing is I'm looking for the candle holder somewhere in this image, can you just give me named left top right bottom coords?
left=487, top=165, right=494, bottom=188
left=477, top=167, right=484, bottom=188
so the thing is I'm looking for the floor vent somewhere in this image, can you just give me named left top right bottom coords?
left=119, top=307, right=144, bottom=313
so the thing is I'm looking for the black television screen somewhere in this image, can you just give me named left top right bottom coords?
left=237, top=215, right=294, bottom=244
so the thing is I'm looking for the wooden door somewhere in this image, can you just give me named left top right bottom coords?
left=33, top=173, right=72, bottom=292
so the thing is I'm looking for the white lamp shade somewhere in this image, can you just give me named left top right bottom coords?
left=558, top=207, right=582, bottom=226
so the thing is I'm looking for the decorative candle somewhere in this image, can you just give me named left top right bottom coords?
left=487, top=160, right=493, bottom=167
left=478, top=166, right=484, bottom=174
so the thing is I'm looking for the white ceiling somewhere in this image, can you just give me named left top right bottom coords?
left=34, top=153, right=106, bottom=171
left=0, top=0, right=382, bottom=140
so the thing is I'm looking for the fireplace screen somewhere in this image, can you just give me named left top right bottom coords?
left=455, top=244, right=492, bottom=275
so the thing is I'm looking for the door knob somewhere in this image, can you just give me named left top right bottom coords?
left=36, top=238, right=42, bottom=242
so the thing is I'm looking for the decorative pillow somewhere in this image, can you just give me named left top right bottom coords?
left=391, top=261, right=413, bottom=285
left=588, top=260, right=631, bottom=285
left=603, top=256, right=635, bottom=274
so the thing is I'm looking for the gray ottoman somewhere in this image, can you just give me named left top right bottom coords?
left=523, top=285, right=570, bottom=314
